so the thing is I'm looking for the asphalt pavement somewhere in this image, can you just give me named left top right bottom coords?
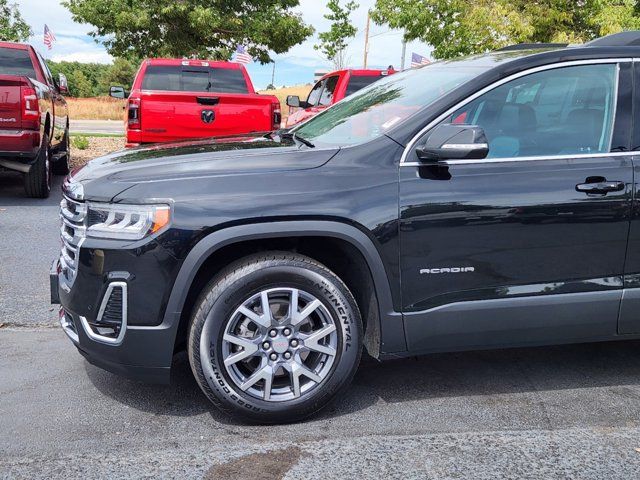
left=70, top=120, right=125, bottom=135
left=2, top=171, right=640, bottom=478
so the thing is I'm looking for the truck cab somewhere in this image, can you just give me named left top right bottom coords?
left=284, top=67, right=396, bottom=128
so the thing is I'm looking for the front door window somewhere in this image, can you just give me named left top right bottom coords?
left=445, top=64, right=619, bottom=158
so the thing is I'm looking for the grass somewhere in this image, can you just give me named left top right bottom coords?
left=72, top=135, right=90, bottom=150
left=66, top=86, right=313, bottom=122
left=66, top=97, right=126, bottom=121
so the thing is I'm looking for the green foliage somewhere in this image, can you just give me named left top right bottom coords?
left=47, top=58, right=137, bottom=97
left=315, top=0, right=359, bottom=69
left=62, top=0, right=314, bottom=64
left=371, top=0, right=640, bottom=59
left=102, top=58, right=138, bottom=89
left=0, top=0, right=32, bottom=42
left=73, top=135, right=89, bottom=150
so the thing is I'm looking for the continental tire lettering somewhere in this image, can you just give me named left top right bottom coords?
left=207, top=340, right=266, bottom=412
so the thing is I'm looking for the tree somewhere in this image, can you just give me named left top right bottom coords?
left=0, top=0, right=32, bottom=42
left=315, top=0, right=359, bottom=69
left=62, top=0, right=314, bottom=64
left=100, top=57, right=138, bottom=91
left=370, top=0, right=640, bottom=60
left=70, top=70, right=94, bottom=97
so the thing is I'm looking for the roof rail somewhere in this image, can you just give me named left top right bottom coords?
left=497, top=43, right=568, bottom=52
left=585, top=31, right=640, bottom=47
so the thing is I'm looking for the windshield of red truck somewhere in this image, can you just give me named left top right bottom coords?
left=345, top=75, right=384, bottom=96
left=0, top=48, right=37, bottom=79
left=141, top=65, right=250, bottom=94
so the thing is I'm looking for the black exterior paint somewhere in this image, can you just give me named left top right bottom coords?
left=54, top=46, right=640, bottom=382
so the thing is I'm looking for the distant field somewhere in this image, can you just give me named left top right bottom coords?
left=67, top=97, right=126, bottom=121
left=66, top=85, right=312, bottom=121
left=258, top=85, right=312, bottom=110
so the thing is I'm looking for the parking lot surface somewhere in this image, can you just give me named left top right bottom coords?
left=2, top=171, right=640, bottom=479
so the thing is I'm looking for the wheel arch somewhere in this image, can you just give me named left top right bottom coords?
left=162, top=221, right=407, bottom=360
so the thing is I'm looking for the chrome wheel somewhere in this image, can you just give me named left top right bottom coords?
left=218, top=287, right=338, bottom=402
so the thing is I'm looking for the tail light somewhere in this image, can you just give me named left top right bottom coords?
left=127, top=97, right=141, bottom=130
left=21, top=86, right=39, bottom=130
left=271, top=101, right=282, bottom=130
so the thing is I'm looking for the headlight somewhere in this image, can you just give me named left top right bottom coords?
left=86, top=203, right=171, bottom=240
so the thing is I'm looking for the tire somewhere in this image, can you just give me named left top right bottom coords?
left=52, top=127, right=70, bottom=176
left=24, top=133, right=51, bottom=198
left=188, top=252, right=363, bottom=424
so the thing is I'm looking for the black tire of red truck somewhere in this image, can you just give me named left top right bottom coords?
left=24, top=133, right=51, bottom=199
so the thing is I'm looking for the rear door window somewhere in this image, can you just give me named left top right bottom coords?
left=345, top=75, right=382, bottom=96
left=0, top=47, right=37, bottom=79
left=141, top=65, right=249, bottom=93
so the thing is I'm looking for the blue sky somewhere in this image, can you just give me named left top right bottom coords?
left=15, top=0, right=433, bottom=90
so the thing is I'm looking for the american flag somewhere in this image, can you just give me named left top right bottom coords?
left=43, top=24, right=56, bottom=50
left=410, top=52, right=430, bottom=68
left=234, top=45, right=252, bottom=64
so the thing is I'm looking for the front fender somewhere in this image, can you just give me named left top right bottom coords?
left=160, top=220, right=407, bottom=364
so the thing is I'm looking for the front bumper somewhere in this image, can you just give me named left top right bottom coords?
left=50, top=259, right=176, bottom=384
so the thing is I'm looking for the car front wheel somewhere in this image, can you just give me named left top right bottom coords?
left=188, top=252, right=363, bottom=423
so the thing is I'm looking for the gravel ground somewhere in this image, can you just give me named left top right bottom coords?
left=70, top=136, right=126, bottom=169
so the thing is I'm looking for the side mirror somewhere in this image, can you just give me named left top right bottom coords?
left=286, top=95, right=301, bottom=108
left=109, top=85, right=127, bottom=99
left=416, top=124, right=489, bottom=162
left=58, top=73, right=69, bottom=95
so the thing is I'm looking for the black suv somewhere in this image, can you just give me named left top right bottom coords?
left=52, top=32, right=640, bottom=423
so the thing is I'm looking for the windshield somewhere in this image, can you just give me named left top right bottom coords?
left=294, top=64, right=488, bottom=147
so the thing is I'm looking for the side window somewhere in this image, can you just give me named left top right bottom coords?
left=319, top=76, right=339, bottom=106
left=306, top=80, right=326, bottom=106
left=447, top=64, right=618, bottom=158
left=36, top=52, right=54, bottom=86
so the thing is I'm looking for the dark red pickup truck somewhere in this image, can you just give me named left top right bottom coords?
left=0, top=41, right=70, bottom=198
left=110, top=59, right=282, bottom=147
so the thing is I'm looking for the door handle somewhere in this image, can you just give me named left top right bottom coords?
left=575, top=181, right=625, bottom=194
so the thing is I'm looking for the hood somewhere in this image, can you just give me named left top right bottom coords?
left=66, top=134, right=339, bottom=201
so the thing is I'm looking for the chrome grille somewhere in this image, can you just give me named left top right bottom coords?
left=59, top=194, right=86, bottom=286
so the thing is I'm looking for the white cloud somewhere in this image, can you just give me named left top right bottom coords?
left=51, top=50, right=112, bottom=64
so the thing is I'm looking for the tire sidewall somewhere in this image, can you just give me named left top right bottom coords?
left=189, top=260, right=362, bottom=422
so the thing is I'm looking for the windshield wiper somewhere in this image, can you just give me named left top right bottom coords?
left=293, top=133, right=315, bottom=148
left=278, top=131, right=315, bottom=148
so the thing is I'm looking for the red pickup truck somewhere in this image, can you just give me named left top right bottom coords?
left=0, top=41, right=70, bottom=198
left=110, top=59, right=281, bottom=146
left=284, top=67, right=396, bottom=128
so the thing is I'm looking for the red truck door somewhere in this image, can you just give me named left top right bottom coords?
left=135, top=65, right=275, bottom=142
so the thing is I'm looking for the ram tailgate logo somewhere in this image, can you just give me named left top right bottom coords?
left=201, top=110, right=215, bottom=124
left=420, top=267, right=475, bottom=275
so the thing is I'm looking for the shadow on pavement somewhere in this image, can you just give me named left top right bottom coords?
left=0, top=171, right=65, bottom=206
left=83, top=339, right=640, bottom=423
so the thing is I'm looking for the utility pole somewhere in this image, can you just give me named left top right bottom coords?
left=271, top=60, right=276, bottom=87
left=363, top=12, right=370, bottom=68
left=400, top=38, right=407, bottom=71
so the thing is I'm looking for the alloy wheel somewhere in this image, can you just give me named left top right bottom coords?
left=218, top=287, right=338, bottom=402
